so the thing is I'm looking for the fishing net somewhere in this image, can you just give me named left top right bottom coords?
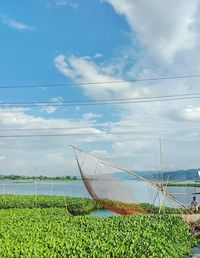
left=72, top=146, right=190, bottom=215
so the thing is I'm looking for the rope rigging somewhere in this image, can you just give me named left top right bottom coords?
left=70, top=145, right=193, bottom=215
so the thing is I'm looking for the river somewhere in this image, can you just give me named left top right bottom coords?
left=0, top=179, right=199, bottom=209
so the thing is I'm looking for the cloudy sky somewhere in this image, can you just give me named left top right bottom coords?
left=0, top=0, right=200, bottom=176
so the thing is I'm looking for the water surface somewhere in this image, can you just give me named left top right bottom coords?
left=0, top=180, right=199, bottom=209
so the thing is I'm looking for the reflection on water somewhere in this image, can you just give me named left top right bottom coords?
left=0, top=180, right=90, bottom=198
left=0, top=180, right=199, bottom=209
left=184, top=246, right=200, bottom=258
left=90, top=209, right=117, bottom=217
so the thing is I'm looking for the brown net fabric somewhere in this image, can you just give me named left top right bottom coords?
left=74, top=148, right=146, bottom=215
left=72, top=146, right=190, bottom=215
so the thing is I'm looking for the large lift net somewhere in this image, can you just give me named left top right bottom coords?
left=71, top=145, right=191, bottom=215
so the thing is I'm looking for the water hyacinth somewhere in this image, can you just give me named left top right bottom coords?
left=0, top=207, right=197, bottom=257
left=0, top=194, right=96, bottom=215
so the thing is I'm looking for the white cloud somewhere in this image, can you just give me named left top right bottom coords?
left=0, top=155, right=6, bottom=161
left=83, top=113, right=102, bottom=121
left=101, top=0, right=199, bottom=62
left=54, top=55, right=76, bottom=78
left=55, top=0, right=69, bottom=5
left=0, top=108, right=112, bottom=175
left=52, top=96, right=64, bottom=104
left=54, top=54, right=142, bottom=99
left=40, top=106, right=57, bottom=114
left=70, top=2, right=78, bottom=9
left=43, top=0, right=79, bottom=9
left=91, top=150, right=108, bottom=157
left=53, top=51, right=200, bottom=170
left=93, top=53, right=103, bottom=59
left=174, top=106, right=200, bottom=122
left=183, top=107, right=200, bottom=121
left=0, top=15, right=34, bottom=30
left=39, top=96, right=64, bottom=114
left=51, top=2, right=200, bottom=171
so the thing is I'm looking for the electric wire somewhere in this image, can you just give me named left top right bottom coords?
left=1, top=92, right=200, bottom=107
left=1, top=73, right=200, bottom=89
left=0, top=127, right=199, bottom=138
left=0, top=131, right=169, bottom=138
left=0, top=124, right=199, bottom=132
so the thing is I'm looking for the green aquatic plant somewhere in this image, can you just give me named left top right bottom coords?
left=0, top=194, right=96, bottom=215
left=0, top=207, right=197, bottom=257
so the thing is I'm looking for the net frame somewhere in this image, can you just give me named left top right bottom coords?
left=71, top=145, right=193, bottom=215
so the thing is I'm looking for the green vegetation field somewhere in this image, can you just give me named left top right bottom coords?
left=0, top=194, right=190, bottom=214
left=0, top=194, right=96, bottom=215
left=0, top=194, right=198, bottom=257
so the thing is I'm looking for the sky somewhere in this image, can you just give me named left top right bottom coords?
left=0, top=0, right=200, bottom=176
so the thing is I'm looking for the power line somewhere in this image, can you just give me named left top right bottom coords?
left=2, top=92, right=200, bottom=103
left=0, top=129, right=199, bottom=138
left=0, top=125, right=199, bottom=132
left=0, top=127, right=96, bottom=132
left=0, top=131, right=170, bottom=138
left=1, top=74, right=200, bottom=89
left=1, top=92, right=200, bottom=107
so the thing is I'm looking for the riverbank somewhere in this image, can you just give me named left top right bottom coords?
left=0, top=175, right=79, bottom=181
left=166, top=183, right=200, bottom=187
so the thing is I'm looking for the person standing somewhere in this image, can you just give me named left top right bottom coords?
left=191, top=196, right=198, bottom=213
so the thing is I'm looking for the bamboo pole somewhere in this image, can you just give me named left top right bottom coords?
left=70, top=145, right=193, bottom=214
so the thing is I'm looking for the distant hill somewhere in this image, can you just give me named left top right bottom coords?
left=0, top=169, right=199, bottom=182
left=112, top=169, right=199, bottom=181
left=150, top=169, right=199, bottom=181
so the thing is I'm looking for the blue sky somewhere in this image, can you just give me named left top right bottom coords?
left=0, top=0, right=128, bottom=87
left=0, top=0, right=200, bottom=176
